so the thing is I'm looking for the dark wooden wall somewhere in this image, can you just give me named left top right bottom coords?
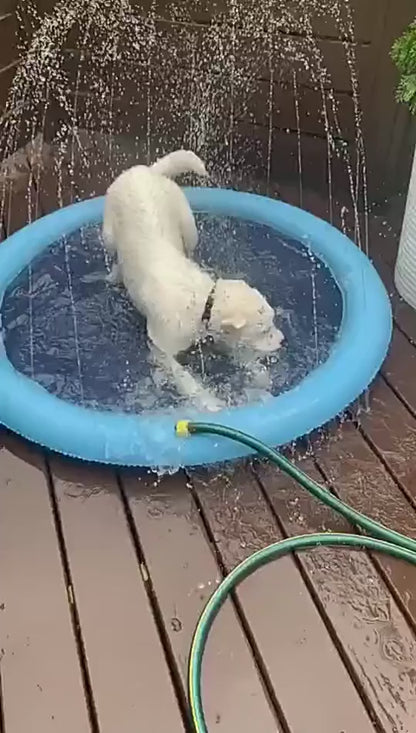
left=1, top=0, right=415, bottom=203
left=0, top=1, right=19, bottom=116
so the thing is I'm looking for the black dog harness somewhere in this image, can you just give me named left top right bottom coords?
left=201, top=283, right=216, bottom=329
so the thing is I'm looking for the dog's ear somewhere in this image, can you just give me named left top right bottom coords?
left=221, top=316, right=246, bottom=331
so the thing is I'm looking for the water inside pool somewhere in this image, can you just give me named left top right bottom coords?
left=1, top=215, right=342, bottom=413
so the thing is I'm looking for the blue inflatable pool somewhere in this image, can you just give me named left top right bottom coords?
left=0, top=188, right=392, bottom=467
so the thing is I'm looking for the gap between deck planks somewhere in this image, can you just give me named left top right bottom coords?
left=0, top=436, right=93, bottom=733
left=1, top=141, right=416, bottom=731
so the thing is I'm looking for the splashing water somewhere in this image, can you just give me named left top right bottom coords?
left=2, top=1, right=368, bottom=212
left=2, top=215, right=343, bottom=413
left=0, top=0, right=369, bottom=415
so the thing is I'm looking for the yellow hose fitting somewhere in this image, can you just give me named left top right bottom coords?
left=175, top=420, right=190, bottom=437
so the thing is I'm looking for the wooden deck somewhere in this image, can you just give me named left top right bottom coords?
left=1, top=139, right=416, bottom=732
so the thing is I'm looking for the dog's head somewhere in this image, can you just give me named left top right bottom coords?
left=211, top=279, right=284, bottom=356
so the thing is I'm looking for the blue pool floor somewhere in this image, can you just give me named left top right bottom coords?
left=1, top=215, right=342, bottom=414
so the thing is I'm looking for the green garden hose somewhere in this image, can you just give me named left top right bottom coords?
left=175, top=420, right=416, bottom=733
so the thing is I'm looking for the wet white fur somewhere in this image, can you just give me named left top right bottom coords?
left=103, top=150, right=284, bottom=410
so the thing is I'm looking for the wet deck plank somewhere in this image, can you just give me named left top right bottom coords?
left=0, top=436, right=92, bottom=733
left=369, top=245, right=416, bottom=344
left=2, top=171, right=35, bottom=236
left=121, top=469, right=280, bottom=731
left=359, top=377, right=416, bottom=509
left=256, top=453, right=416, bottom=732
left=1, top=160, right=186, bottom=731
left=0, top=173, right=93, bottom=731
left=49, top=457, right=185, bottom=733
left=69, top=131, right=140, bottom=200
left=191, top=463, right=378, bottom=733
left=383, top=328, right=416, bottom=414
left=35, top=144, right=76, bottom=212
left=329, top=423, right=416, bottom=630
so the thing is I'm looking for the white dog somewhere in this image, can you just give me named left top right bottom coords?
left=103, top=149, right=284, bottom=410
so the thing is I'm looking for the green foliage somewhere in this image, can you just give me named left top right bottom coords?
left=391, top=20, right=416, bottom=114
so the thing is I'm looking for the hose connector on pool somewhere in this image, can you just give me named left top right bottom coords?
left=175, top=420, right=191, bottom=437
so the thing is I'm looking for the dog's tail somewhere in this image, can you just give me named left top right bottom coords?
left=150, top=149, right=208, bottom=179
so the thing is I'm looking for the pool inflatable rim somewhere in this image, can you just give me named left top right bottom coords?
left=0, top=188, right=392, bottom=467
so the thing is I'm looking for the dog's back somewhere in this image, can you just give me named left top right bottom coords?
left=103, top=149, right=207, bottom=259
left=103, top=166, right=180, bottom=251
